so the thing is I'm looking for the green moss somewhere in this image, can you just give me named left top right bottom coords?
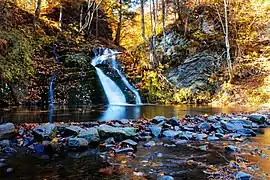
left=0, top=30, right=34, bottom=82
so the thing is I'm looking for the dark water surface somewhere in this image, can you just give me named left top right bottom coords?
left=0, top=104, right=257, bottom=123
left=1, top=105, right=269, bottom=180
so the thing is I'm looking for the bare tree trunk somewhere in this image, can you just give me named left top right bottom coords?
left=79, top=4, right=83, bottom=30
left=59, top=4, right=63, bottom=32
left=224, top=0, right=233, bottom=81
left=161, top=0, right=166, bottom=55
left=140, top=0, right=146, bottom=41
left=95, top=8, right=98, bottom=38
left=150, top=0, right=157, bottom=68
left=33, top=0, right=42, bottom=27
left=114, top=0, right=122, bottom=45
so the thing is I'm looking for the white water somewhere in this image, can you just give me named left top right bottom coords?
left=110, top=51, right=142, bottom=104
left=91, top=55, right=126, bottom=105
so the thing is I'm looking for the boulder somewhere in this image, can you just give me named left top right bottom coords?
left=0, top=140, right=11, bottom=148
left=98, top=124, right=136, bottom=139
left=167, top=117, right=180, bottom=126
left=33, top=123, right=56, bottom=141
left=67, top=138, right=88, bottom=148
left=163, top=130, right=181, bottom=138
left=199, top=122, right=211, bottom=131
left=121, top=139, right=138, bottom=146
left=150, top=125, right=162, bottom=137
left=249, top=114, right=267, bottom=124
left=77, top=127, right=100, bottom=144
left=0, top=123, right=15, bottom=139
left=65, top=126, right=85, bottom=136
left=152, top=116, right=166, bottom=124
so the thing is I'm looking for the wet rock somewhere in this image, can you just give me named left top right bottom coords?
left=144, top=141, right=156, bottom=147
left=180, top=131, right=193, bottom=140
left=212, top=122, right=221, bottom=129
left=195, top=133, right=207, bottom=140
left=0, top=123, right=15, bottom=139
left=207, top=136, right=219, bottom=141
left=105, top=137, right=115, bottom=144
left=237, top=129, right=256, bottom=137
left=167, top=117, right=180, bottom=126
left=175, top=140, right=187, bottom=144
left=33, top=123, right=56, bottom=141
left=199, top=145, right=208, bottom=151
left=98, top=124, right=136, bottom=139
left=116, top=119, right=129, bottom=124
left=2, top=147, right=16, bottom=154
left=77, top=127, right=100, bottom=144
left=152, top=116, right=166, bottom=124
left=199, top=122, right=210, bottom=131
left=0, top=140, right=11, bottom=148
left=215, top=133, right=224, bottom=138
left=114, top=147, right=134, bottom=154
left=157, top=175, right=175, bottom=180
left=235, top=171, right=251, bottom=180
left=221, top=120, right=244, bottom=131
left=34, top=144, right=45, bottom=154
left=226, top=145, right=237, bottom=152
left=163, top=130, right=181, bottom=138
left=150, top=125, right=162, bottom=137
left=122, top=139, right=138, bottom=146
left=183, top=126, right=194, bottom=131
left=249, top=114, right=267, bottom=124
left=207, top=116, right=218, bottom=123
left=65, top=126, right=85, bottom=136
left=67, top=137, right=88, bottom=148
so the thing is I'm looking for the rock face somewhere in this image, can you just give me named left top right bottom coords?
left=168, top=51, right=220, bottom=93
left=0, top=123, right=15, bottom=139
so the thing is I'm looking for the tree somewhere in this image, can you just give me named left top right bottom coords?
left=224, top=0, right=233, bottom=81
left=33, top=0, right=42, bottom=27
left=114, top=0, right=122, bottom=45
left=140, top=0, right=146, bottom=42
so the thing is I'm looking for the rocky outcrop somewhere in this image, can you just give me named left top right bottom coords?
left=168, top=51, right=221, bottom=94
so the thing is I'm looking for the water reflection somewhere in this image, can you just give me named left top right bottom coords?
left=99, top=105, right=141, bottom=121
left=0, top=105, right=256, bottom=123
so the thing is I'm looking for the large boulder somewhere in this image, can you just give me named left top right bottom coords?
left=168, top=51, right=220, bottom=94
left=248, top=114, right=267, bottom=124
left=77, top=127, right=100, bottom=144
left=0, top=123, right=15, bottom=139
left=98, top=124, right=136, bottom=139
left=33, top=123, right=56, bottom=141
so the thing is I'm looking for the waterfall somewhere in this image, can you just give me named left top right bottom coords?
left=92, top=48, right=142, bottom=104
left=48, top=70, right=60, bottom=122
left=109, top=50, right=142, bottom=104
left=91, top=54, right=126, bottom=105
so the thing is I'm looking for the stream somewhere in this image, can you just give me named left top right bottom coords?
left=0, top=105, right=269, bottom=179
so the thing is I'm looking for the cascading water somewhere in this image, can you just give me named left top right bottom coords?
left=109, top=49, right=142, bottom=104
left=48, top=70, right=60, bottom=123
left=92, top=48, right=142, bottom=104
left=91, top=52, right=126, bottom=105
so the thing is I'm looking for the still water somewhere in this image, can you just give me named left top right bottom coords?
left=0, top=104, right=257, bottom=123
